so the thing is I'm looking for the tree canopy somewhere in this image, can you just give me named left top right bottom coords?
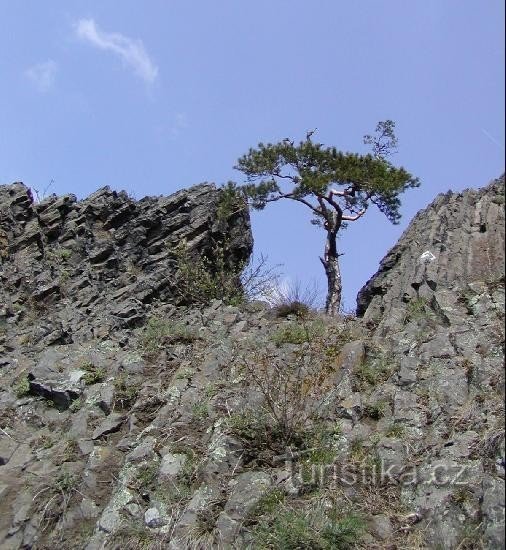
left=235, top=121, right=419, bottom=228
left=233, top=121, right=420, bottom=315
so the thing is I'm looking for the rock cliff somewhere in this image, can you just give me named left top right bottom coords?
left=357, top=175, right=505, bottom=320
left=0, top=182, right=252, bottom=345
left=0, top=177, right=503, bottom=549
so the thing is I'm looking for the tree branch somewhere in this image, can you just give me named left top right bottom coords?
left=273, top=170, right=299, bottom=183
left=264, top=192, right=321, bottom=216
left=328, top=188, right=346, bottom=197
left=341, top=209, right=366, bottom=221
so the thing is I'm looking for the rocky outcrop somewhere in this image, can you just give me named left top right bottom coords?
left=357, top=175, right=505, bottom=320
left=354, top=176, right=505, bottom=547
left=0, top=182, right=252, bottom=346
left=0, top=176, right=503, bottom=549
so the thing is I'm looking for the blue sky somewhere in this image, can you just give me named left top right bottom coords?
left=1, top=1, right=504, bottom=310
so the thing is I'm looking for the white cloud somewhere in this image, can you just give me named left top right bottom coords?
left=25, top=60, right=58, bottom=92
left=75, top=18, right=158, bottom=84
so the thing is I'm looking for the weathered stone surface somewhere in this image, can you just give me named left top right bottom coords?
left=126, top=436, right=156, bottom=463
left=144, top=507, right=165, bottom=528
left=334, top=340, right=366, bottom=398
left=0, top=176, right=503, bottom=549
left=91, top=413, right=124, bottom=440
left=0, top=181, right=253, bottom=346
left=357, top=176, right=505, bottom=320
left=158, top=452, right=187, bottom=479
left=482, top=475, right=505, bottom=548
left=215, top=470, right=273, bottom=545
left=224, top=471, right=271, bottom=518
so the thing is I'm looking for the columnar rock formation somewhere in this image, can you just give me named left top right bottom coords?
left=0, top=177, right=503, bottom=549
left=357, top=175, right=505, bottom=320
left=356, top=176, right=505, bottom=547
left=0, top=182, right=252, bottom=345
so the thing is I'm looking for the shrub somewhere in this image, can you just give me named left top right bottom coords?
left=171, top=239, right=245, bottom=306
left=240, top=329, right=336, bottom=446
left=240, top=254, right=282, bottom=302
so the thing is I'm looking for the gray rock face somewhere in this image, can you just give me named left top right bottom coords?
left=0, top=176, right=503, bottom=549
left=0, top=182, right=252, bottom=345
left=353, top=175, right=505, bottom=548
left=357, top=176, right=505, bottom=320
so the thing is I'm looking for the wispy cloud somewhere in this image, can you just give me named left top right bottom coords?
left=25, top=60, right=58, bottom=92
left=75, top=18, right=158, bottom=84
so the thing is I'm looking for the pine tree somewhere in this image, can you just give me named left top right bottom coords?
left=234, top=121, right=420, bottom=316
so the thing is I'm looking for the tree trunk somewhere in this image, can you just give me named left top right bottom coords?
left=320, top=229, right=342, bottom=316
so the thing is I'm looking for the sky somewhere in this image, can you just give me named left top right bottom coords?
left=1, top=1, right=504, bottom=311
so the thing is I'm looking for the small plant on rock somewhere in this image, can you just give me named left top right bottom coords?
left=364, top=400, right=389, bottom=420
left=113, top=374, right=140, bottom=410
left=251, top=505, right=364, bottom=549
left=191, top=401, right=209, bottom=422
left=353, top=352, right=395, bottom=390
left=384, top=423, right=405, bottom=438
left=69, top=397, right=84, bottom=413
left=135, top=462, right=159, bottom=490
left=227, top=410, right=268, bottom=440
left=140, top=316, right=200, bottom=359
left=33, top=472, right=79, bottom=533
left=81, top=362, right=105, bottom=385
left=267, top=279, right=320, bottom=318
left=109, top=524, right=170, bottom=550
left=171, top=239, right=245, bottom=306
left=271, top=318, right=324, bottom=346
left=403, top=296, right=435, bottom=324
left=31, top=433, right=54, bottom=451
left=251, top=488, right=286, bottom=517
left=349, top=438, right=367, bottom=463
left=59, top=439, right=81, bottom=463
left=13, top=374, right=31, bottom=397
